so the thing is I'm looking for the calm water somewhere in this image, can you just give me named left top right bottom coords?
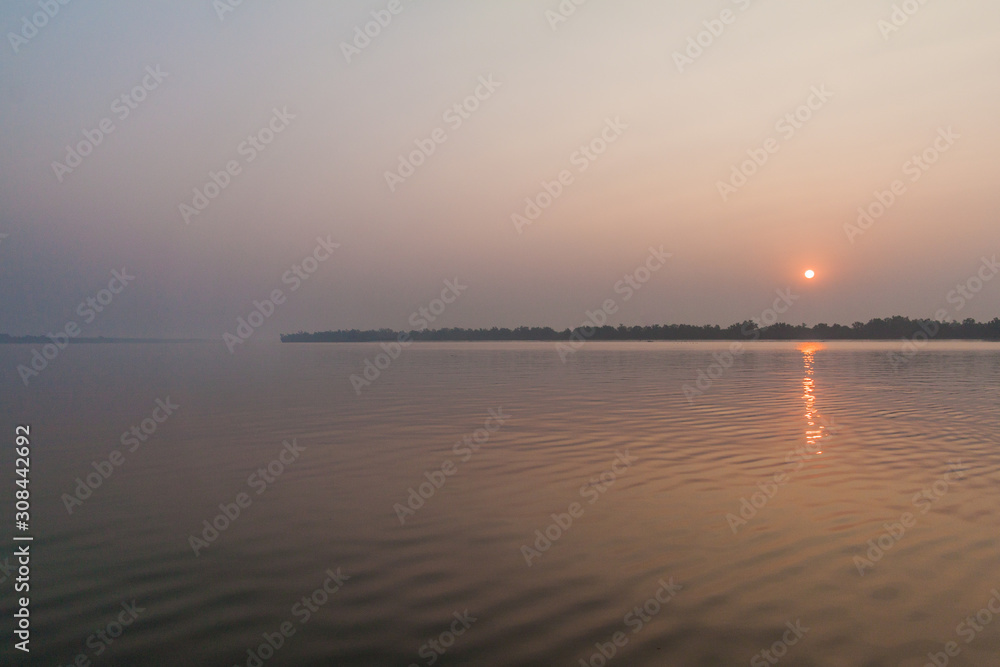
left=1, top=341, right=999, bottom=666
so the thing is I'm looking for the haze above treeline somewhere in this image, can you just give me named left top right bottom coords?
left=2, top=3, right=999, bottom=339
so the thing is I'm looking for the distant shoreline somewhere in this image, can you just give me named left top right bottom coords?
left=280, top=317, right=1000, bottom=343
left=5, top=316, right=998, bottom=344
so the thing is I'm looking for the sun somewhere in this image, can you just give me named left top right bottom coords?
left=804, top=269, right=816, bottom=280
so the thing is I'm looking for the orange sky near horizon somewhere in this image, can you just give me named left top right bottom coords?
left=1, top=0, right=998, bottom=337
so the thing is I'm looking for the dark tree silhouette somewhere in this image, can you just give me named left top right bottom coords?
left=280, top=317, right=1000, bottom=343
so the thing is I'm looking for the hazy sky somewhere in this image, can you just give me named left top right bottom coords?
left=1, top=0, right=998, bottom=338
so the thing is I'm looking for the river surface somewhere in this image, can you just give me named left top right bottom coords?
left=1, top=341, right=999, bottom=666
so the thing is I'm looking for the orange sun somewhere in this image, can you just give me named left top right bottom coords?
left=804, top=269, right=816, bottom=279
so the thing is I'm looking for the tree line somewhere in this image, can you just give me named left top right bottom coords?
left=281, top=316, right=1000, bottom=342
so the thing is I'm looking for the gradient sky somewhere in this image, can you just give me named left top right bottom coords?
left=1, top=0, right=998, bottom=338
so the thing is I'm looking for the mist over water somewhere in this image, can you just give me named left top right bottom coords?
left=2, top=341, right=999, bottom=666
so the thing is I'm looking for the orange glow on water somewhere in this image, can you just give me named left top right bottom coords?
left=800, top=343, right=827, bottom=454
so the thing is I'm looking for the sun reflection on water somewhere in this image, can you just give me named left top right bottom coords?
left=799, top=343, right=827, bottom=454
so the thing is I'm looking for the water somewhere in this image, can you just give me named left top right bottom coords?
left=1, top=341, right=999, bottom=666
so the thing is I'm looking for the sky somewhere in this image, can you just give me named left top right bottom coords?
left=1, top=0, right=998, bottom=338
